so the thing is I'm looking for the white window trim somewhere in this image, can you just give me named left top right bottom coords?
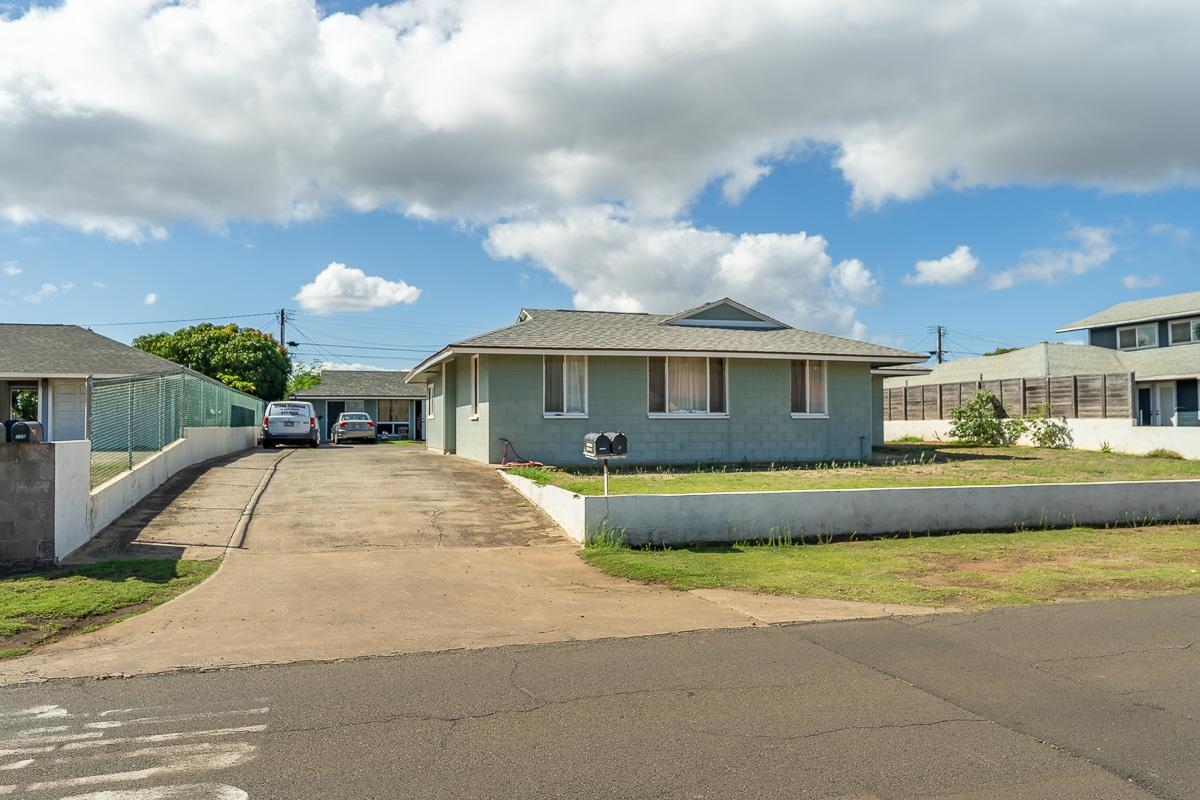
left=790, top=359, right=830, bottom=418
left=1117, top=323, right=1159, bottom=351
left=426, top=378, right=436, bottom=420
left=542, top=355, right=589, bottom=419
left=469, top=355, right=480, bottom=421
left=1167, top=317, right=1200, bottom=346
left=645, top=356, right=730, bottom=418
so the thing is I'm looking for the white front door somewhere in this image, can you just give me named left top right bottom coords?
left=1153, top=382, right=1177, bottom=427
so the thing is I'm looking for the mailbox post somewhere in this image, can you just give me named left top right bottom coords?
left=583, top=432, right=628, bottom=496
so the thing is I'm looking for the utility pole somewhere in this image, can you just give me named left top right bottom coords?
left=936, top=324, right=945, bottom=364
left=278, top=308, right=287, bottom=345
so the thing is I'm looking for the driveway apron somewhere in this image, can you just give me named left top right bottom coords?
left=1, top=445, right=941, bottom=683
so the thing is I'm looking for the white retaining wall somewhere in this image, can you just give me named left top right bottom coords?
left=53, top=427, right=258, bottom=560
left=885, top=418, right=1200, bottom=459
left=502, top=472, right=587, bottom=542
left=503, top=471, right=1200, bottom=547
left=53, top=441, right=91, bottom=559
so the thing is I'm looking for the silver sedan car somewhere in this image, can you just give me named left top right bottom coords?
left=331, top=412, right=377, bottom=444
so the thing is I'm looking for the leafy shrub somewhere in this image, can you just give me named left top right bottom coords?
left=1024, top=403, right=1073, bottom=449
left=1145, top=449, right=1184, bottom=460
left=1099, top=441, right=1112, bottom=453
left=948, top=391, right=1026, bottom=445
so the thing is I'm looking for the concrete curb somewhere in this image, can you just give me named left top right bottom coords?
left=226, top=449, right=291, bottom=554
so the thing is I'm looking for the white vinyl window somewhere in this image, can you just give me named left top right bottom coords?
left=543, top=355, right=588, bottom=417
left=647, top=356, right=727, bottom=416
left=426, top=382, right=435, bottom=419
left=1117, top=324, right=1159, bottom=350
left=470, top=355, right=480, bottom=418
left=790, top=360, right=828, bottom=416
left=1168, top=318, right=1200, bottom=346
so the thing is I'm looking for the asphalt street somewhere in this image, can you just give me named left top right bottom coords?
left=4, top=593, right=1199, bottom=800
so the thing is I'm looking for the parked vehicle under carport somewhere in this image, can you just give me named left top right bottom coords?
left=331, top=412, right=377, bottom=445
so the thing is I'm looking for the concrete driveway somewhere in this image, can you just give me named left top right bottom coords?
left=3, top=444, right=940, bottom=683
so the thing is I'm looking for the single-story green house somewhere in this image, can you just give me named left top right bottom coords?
left=405, top=299, right=925, bottom=465
left=291, top=370, right=426, bottom=442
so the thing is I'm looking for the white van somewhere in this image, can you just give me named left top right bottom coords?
left=261, top=401, right=320, bottom=448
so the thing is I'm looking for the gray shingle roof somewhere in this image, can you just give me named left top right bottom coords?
left=882, top=341, right=1200, bottom=387
left=0, top=324, right=181, bottom=377
left=291, top=370, right=425, bottom=399
left=1058, top=290, right=1200, bottom=332
left=449, top=308, right=923, bottom=361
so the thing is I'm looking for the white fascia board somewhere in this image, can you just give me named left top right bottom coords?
left=445, top=346, right=924, bottom=365
left=405, top=349, right=455, bottom=382
left=1058, top=311, right=1200, bottom=333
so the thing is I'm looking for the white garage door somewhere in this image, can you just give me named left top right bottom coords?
left=51, top=379, right=87, bottom=441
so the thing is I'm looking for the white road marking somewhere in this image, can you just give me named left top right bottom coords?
left=60, top=725, right=269, bottom=752
left=0, top=702, right=269, bottom=798
left=0, top=706, right=69, bottom=724
left=4, top=741, right=258, bottom=793
left=0, top=731, right=103, bottom=747
left=55, top=784, right=249, bottom=800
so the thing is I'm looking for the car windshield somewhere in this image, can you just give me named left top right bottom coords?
left=342, top=413, right=370, bottom=420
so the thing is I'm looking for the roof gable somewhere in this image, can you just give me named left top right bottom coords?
left=661, top=298, right=789, bottom=329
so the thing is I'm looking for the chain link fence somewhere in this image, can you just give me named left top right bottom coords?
left=89, top=369, right=265, bottom=489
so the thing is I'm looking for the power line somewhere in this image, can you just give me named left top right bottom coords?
left=85, top=312, right=277, bottom=328
left=287, top=321, right=351, bottom=367
left=291, top=342, right=441, bottom=353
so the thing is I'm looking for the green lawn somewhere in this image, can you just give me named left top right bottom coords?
left=385, top=439, right=425, bottom=446
left=581, top=526, right=1200, bottom=609
left=0, top=559, right=219, bottom=659
left=510, top=444, right=1200, bottom=495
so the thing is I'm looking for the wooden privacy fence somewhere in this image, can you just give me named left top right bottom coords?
left=884, top=373, right=1135, bottom=422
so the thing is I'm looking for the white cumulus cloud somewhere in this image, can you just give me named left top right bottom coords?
left=485, top=206, right=881, bottom=337
left=24, top=281, right=72, bottom=303
left=1122, top=274, right=1162, bottom=289
left=2, top=261, right=20, bottom=276
left=0, top=1, right=1198, bottom=240
left=294, top=262, right=421, bottom=314
left=989, top=226, right=1116, bottom=290
left=905, top=245, right=980, bottom=286
left=144, top=292, right=158, bottom=305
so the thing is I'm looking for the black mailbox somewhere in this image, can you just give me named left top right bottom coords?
left=606, top=431, right=628, bottom=457
left=10, top=420, right=44, bottom=444
left=584, top=432, right=612, bottom=458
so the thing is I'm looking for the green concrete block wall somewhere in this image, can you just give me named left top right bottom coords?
left=480, top=355, right=877, bottom=465
left=453, top=357, right=490, bottom=462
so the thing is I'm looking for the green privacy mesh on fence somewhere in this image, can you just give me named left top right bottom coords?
left=89, top=369, right=265, bottom=489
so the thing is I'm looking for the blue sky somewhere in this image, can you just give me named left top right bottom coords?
left=2, top=1, right=1198, bottom=370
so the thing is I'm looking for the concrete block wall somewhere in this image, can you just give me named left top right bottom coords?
left=483, top=355, right=877, bottom=466
left=0, top=444, right=57, bottom=568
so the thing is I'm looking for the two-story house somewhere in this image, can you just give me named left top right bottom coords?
left=1057, top=290, right=1200, bottom=426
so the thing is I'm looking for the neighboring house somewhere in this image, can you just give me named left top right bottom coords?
left=0, top=324, right=180, bottom=441
left=1057, top=290, right=1200, bottom=426
left=290, top=370, right=426, bottom=442
left=883, top=290, right=1200, bottom=428
left=405, top=298, right=925, bottom=465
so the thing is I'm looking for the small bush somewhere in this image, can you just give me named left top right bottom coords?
left=1145, top=449, right=1184, bottom=460
left=1024, top=403, right=1073, bottom=449
left=948, top=391, right=1026, bottom=446
left=1100, top=441, right=1112, bottom=453
left=587, top=522, right=629, bottom=548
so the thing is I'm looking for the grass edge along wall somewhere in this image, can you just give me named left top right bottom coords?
left=428, top=354, right=884, bottom=466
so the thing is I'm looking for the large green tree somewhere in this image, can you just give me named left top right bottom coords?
left=286, top=362, right=323, bottom=397
left=133, top=323, right=291, bottom=401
